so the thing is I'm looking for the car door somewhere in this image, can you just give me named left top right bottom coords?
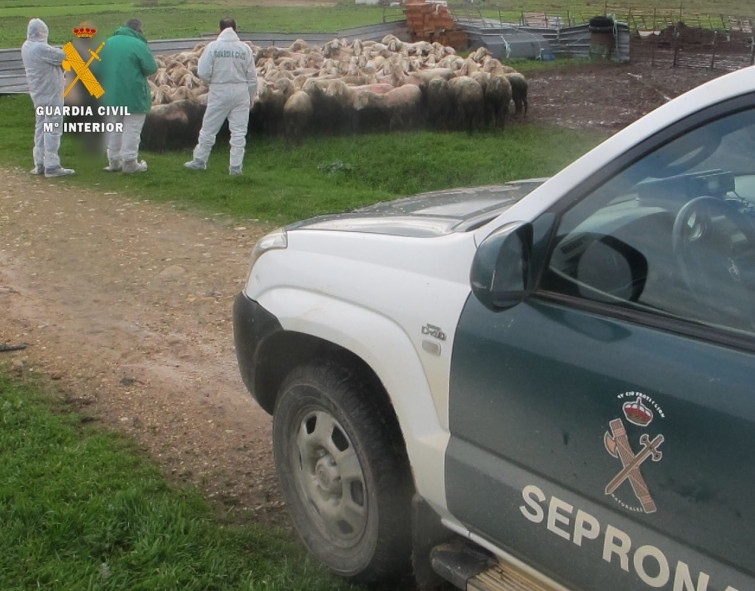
left=446, top=100, right=755, bottom=590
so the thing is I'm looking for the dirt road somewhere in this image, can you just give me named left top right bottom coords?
left=0, top=168, right=283, bottom=520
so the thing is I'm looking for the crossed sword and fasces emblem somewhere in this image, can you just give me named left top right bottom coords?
left=604, top=418, right=664, bottom=513
left=62, top=41, right=106, bottom=99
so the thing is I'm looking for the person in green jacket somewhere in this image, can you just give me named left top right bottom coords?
left=98, top=18, right=157, bottom=173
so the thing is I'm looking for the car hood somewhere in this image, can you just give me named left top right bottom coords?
left=288, top=180, right=548, bottom=238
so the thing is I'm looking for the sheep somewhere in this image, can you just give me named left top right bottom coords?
left=289, top=39, right=310, bottom=52
left=414, top=67, right=455, bottom=85
left=404, top=40, right=434, bottom=57
left=283, top=90, right=314, bottom=140
left=152, top=84, right=172, bottom=105
left=459, top=58, right=480, bottom=76
left=250, top=80, right=292, bottom=136
left=153, top=68, right=171, bottom=87
left=192, top=88, right=209, bottom=105
left=169, top=86, right=193, bottom=102
left=354, top=83, right=423, bottom=132
left=300, top=78, right=348, bottom=134
left=143, top=33, right=529, bottom=144
left=438, top=55, right=465, bottom=71
left=324, top=78, right=357, bottom=133
left=350, top=82, right=394, bottom=99
left=322, top=38, right=343, bottom=58
left=168, top=65, right=192, bottom=85
left=381, top=34, right=403, bottom=53
left=425, top=77, right=452, bottom=131
left=505, top=72, right=528, bottom=115
left=448, top=75, right=485, bottom=133
left=472, top=71, right=512, bottom=129
left=383, top=84, right=424, bottom=131
left=177, top=71, right=201, bottom=89
left=470, top=46, right=493, bottom=62
left=141, top=100, right=205, bottom=152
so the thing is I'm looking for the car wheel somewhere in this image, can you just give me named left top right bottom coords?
left=273, top=359, right=413, bottom=583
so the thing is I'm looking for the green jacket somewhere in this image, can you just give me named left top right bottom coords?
left=98, top=27, right=157, bottom=113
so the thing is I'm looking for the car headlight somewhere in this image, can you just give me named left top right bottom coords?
left=249, top=228, right=288, bottom=270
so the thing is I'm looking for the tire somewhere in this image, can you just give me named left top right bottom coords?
left=272, top=359, right=413, bottom=583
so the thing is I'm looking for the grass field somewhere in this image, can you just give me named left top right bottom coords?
left=0, top=94, right=606, bottom=225
left=0, top=2, right=389, bottom=48
left=0, top=374, right=358, bottom=590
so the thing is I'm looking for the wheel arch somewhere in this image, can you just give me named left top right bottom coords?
left=254, top=330, right=387, bottom=417
left=252, top=288, right=453, bottom=513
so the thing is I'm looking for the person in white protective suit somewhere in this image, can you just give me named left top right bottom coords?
left=21, top=18, right=75, bottom=178
left=184, top=17, right=258, bottom=176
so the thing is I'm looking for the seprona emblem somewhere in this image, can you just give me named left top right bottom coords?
left=604, top=392, right=666, bottom=514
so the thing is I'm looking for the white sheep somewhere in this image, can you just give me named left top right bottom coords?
left=283, top=90, right=314, bottom=139
left=448, top=75, right=485, bottom=132
left=146, top=34, right=524, bottom=141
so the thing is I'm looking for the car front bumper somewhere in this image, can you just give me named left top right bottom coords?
left=232, top=292, right=283, bottom=412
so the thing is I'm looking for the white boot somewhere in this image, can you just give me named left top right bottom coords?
left=44, top=166, right=75, bottom=178
left=184, top=160, right=207, bottom=170
left=103, top=159, right=121, bottom=172
left=122, top=159, right=148, bottom=174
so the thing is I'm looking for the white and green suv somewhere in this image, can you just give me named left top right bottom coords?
left=234, top=66, right=755, bottom=591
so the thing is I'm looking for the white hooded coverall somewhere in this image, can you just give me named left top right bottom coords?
left=21, top=18, right=66, bottom=171
left=191, top=27, right=258, bottom=169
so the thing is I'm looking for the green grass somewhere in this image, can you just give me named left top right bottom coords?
left=0, top=3, right=390, bottom=49
left=0, top=94, right=606, bottom=225
left=0, top=373, right=358, bottom=590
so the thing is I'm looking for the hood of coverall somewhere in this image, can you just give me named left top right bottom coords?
left=217, top=27, right=241, bottom=42
left=27, top=18, right=49, bottom=43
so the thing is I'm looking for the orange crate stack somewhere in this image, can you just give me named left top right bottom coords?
left=403, top=1, right=467, bottom=49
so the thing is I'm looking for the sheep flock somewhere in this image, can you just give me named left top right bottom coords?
left=143, top=34, right=528, bottom=150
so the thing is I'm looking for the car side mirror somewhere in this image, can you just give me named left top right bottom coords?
left=470, top=222, right=533, bottom=311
